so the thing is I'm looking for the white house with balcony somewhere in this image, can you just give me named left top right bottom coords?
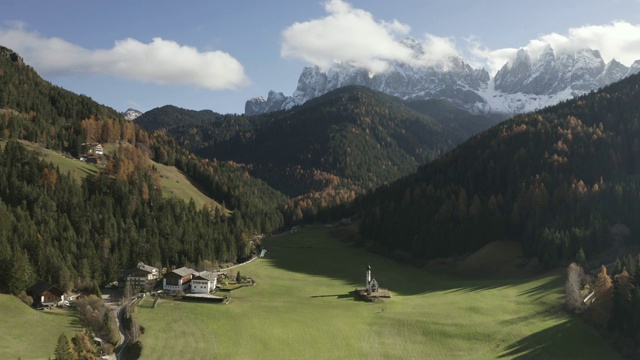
left=190, top=271, right=218, bottom=294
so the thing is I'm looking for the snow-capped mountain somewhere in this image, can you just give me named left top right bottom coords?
left=122, top=108, right=143, bottom=121
left=246, top=41, right=640, bottom=116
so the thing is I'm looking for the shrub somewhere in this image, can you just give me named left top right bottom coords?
left=17, top=291, right=33, bottom=307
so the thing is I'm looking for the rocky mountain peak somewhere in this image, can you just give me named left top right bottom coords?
left=122, top=108, right=143, bottom=121
left=400, top=37, right=424, bottom=56
left=246, top=45, right=640, bottom=116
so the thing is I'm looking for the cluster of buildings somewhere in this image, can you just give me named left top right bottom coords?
left=124, top=262, right=221, bottom=295
left=24, top=261, right=224, bottom=310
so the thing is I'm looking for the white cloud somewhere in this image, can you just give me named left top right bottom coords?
left=0, top=25, right=249, bottom=90
left=282, top=1, right=640, bottom=77
left=526, top=21, right=640, bottom=65
left=280, top=0, right=459, bottom=73
left=471, top=21, right=640, bottom=75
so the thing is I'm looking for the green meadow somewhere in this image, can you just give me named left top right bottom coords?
left=0, top=294, right=80, bottom=360
left=135, top=227, right=619, bottom=360
left=0, top=140, right=98, bottom=179
left=151, top=160, right=226, bottom=213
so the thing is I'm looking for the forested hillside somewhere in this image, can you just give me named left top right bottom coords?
left=137, top=86, right=499, bottom=220
left=0, top=46, right=287, bottom=294
left=359, top=73, right=640, bottom=267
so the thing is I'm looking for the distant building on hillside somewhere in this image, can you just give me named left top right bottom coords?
left=90, top=143, right=104, bottom=155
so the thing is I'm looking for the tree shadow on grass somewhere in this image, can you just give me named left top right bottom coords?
left=517, top=277, right=564, bottom=301
left=499, top=304, right=564, bottom=327
left=263, top=228, right=552, bottom=296
left=497, top=320, right=620, bottom=359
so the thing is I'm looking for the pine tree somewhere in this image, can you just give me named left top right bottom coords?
left=93, top=282, right=102, bottom=298
left=72, top=328, right=99, bottom=360
left=7, top=248, right=35, bottom=294
left=610, top=269, right=634, bottom=333
left=54, top=333, right=77, bottom=360
left=592, top=265, right=614, bottom=327
left=575, top=247, right=587, bottom=269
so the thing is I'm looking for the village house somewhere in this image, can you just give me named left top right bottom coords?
left=125, top=262, right=160, bottom=293
left=163, top=267, right=197, bottom=292
left=26, top=280, right=65, bottom=308
left=190, top=271, right=219, bottom=294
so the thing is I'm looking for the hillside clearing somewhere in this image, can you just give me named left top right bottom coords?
left=135, top=227, right=618, bottom=360
left=1, top=140, right=225, bottom=212
left=0, top=140, right=98, bottom=179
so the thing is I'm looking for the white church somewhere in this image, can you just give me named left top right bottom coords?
left=365, top=264, right=379, bottom=293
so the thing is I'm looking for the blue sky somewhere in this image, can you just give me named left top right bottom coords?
left=2, top=0, right=640, bottom=114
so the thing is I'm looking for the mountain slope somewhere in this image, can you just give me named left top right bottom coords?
left=139, top=86, right=500, bottom=198
left=247, top=42, right=640, bottom=116
left=357, top=72, right=640, bottom=267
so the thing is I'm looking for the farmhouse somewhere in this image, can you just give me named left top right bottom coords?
left=125, top=262, right=160, bottom=293
left=163, top=267, right=197, bottom=292
left=90, top=143, right=104, bottom=155
left=191, top=271, right=218, bottom=294
left=26, top=280, right=65, bottom=308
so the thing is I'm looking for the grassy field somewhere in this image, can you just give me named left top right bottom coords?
left=0, top=294, right=81, bottom=360
left=151, top=160, right=226, bottom=213
left=135, top=227, right=619, bottom=360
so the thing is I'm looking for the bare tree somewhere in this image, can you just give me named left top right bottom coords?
left=565, top=262, right=585, bottom=312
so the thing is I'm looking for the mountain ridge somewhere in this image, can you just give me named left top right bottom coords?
left=247, top=42, right=640, bottom=116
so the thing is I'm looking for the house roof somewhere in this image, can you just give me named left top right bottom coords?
left=171, top=267, right=197, bottom=277
left=194, top=271, right=218, bottom=281
left=137, top=262, right=159, bottom=274
left=27, top=280, right=64, bottom=296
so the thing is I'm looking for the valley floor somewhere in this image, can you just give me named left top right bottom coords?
left=135, top=227, right=619, bottom=359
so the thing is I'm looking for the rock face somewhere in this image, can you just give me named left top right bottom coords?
left=0, top=45, right=23, bottom=63
left=246, top=41, right=640, bottom=116
left=122, top=108, right=143, bottom=121
left=245, top=91, right=288, bottom=115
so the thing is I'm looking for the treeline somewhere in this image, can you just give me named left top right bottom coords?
left=358, top=73, right=640, bottom=266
